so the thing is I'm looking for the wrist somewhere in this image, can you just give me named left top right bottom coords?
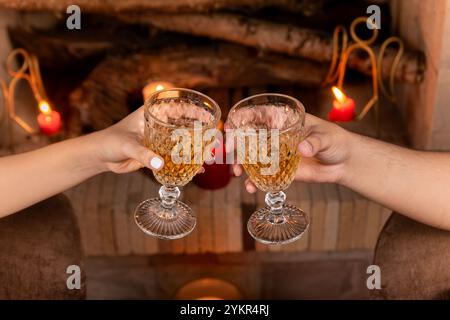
left=76, top=130, right=110, bottom=175
left=338, top=131, right=361, bottom=187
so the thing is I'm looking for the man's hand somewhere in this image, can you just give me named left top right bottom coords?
left=232, top=114, right=354, bottom=193
left=229, top=112, right=450, bottom=231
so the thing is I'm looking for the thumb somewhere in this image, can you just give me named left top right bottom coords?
left=298, top=134, right=322, bottom=157
left=123, top=142, right=164, bottom=170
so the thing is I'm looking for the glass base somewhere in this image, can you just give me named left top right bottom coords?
left=247, top=204, right=309, bottom=245
left=134, top=198, right=196, bottom=240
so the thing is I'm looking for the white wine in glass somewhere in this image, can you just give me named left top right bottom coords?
left=227, top=93, right=309, bottom=245
left=135, top=88, right=221, bottom=240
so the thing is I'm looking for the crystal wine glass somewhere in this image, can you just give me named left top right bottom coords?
left=134, top=88, right=221, bottom=239
left=227, top=93, right=309, bottom=244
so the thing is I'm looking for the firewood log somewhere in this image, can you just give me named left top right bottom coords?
left=8, top=27, right=114, bottom=67
left=68, top=44, right=327, bottom=134
left=121, top=12, right=425, bottom=83
left=0, top=0, right=316, bottom=13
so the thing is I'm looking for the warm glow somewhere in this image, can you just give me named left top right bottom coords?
left=332, top=86, right=347, bottom=104
left=175, top=278, right=242, bottom=300
left=155, top=84, right=165, bottom=91
left=38, top=100, right=52, bottom=115
left=142, top=81, right=174, bottom=100
left=217, top=119, right=224, bottom=131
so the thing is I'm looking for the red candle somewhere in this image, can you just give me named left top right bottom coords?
left=328, top=86, right=356, bottom=122
left=37, top=101, right=61, bottom=136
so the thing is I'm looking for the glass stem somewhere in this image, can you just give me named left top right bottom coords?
left=159, top=186, right=180, bottom=213
left=265, top=191, right=286, bottom=224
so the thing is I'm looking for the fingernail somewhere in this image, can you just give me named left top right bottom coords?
left=150, top=157, right=163, bottom=170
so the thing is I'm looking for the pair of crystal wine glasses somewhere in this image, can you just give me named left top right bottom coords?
left=134, top=88, right=309, bottom=245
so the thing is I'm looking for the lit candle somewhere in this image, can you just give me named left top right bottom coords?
left=328, top=86, right=356, bottom=122
left=37, top=100, right=61, bottom=136
left=142, top=81, right=174, bottom=100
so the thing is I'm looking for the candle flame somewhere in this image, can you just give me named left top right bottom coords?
left=332, top=86, right=347, bottom=104
left=143, top=81, right=174, bottom=100
left=39, top=101, right=52, bottom=115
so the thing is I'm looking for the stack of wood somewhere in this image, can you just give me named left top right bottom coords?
left=0, top=0, right=425, bottom=135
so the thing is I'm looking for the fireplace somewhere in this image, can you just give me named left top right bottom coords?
left=1, top=0, right=428, bottom=139
left=0, top=0, right=447, bottom=299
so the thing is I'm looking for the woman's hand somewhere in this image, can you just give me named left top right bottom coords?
left=93, top=107, right=164, bottom=174
left=232, top=113, right=354, bottom=193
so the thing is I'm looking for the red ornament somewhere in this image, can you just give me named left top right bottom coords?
left=194, top=136, right=231, bottom=190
